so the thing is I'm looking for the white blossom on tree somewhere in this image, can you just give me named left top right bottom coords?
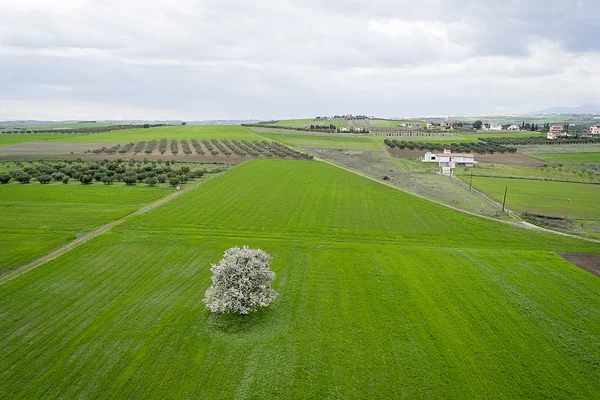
left=203, top=246, right=279, bottom=315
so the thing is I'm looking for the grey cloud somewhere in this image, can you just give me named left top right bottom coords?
left=0, top=0, right=599, bottom=119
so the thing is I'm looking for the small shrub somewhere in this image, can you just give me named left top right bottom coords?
left=37, top=174, right=52, bottom=184
left=0, top=173, right=11, bottom=184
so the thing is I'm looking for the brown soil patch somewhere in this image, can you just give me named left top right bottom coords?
left=475, top=153, right=547, bottom=166
left=386, top=148, right=546, bottom=166
left=387, top=148, right=423, bottom=158
left=558, top=252, right=600, bottom=278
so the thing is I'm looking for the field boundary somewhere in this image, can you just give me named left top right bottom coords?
left=312, top=156, right=600, bottom=243
left=249, top=131, right=600, bottom=243
left=0, top=171, right=229, bottom=284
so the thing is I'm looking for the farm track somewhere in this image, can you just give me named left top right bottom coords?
left=0, top=172, right=228, bottom=284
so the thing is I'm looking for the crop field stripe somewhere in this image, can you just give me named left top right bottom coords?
left=0, top=171, right=226, bottom=283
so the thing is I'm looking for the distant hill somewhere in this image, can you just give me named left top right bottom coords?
left=529, top=104, right=600, bottom=115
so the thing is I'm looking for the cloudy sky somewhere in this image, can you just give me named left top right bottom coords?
left=1, top=0, right=599, bottom=120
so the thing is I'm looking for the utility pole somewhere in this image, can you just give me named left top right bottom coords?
left=502, top=187, right=508, bottom=213
left=469, top=170, right=473, bottom=191
left=565, top=198, right=570, bottom=228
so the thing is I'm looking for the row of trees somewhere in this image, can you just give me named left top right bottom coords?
left=181, top=140, right=192, bottom=155
left=159, top=138, right=168, bottom=154
left=384, top=139, right=517, bottom=154
left=0, top=159, right=222, bottom=186
left=0, top=124, right=166, bottom=135
left=480, top=136, right=600, bottom=146
left=90, top=139, right=313, bottom=159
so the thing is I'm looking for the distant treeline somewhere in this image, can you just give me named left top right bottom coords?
left=242, top=123, right=337, bottom=133
left=480, top=136, right=600, bottom=146
left=0, top=124, right=166, bottom=135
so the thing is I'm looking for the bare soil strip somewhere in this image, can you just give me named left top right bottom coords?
left=558, top=253, right=600, bottom=278
left=0, top=172, right=225, bottom=284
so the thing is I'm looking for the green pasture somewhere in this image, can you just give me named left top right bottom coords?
left=0, top=133, right=77, bottom=146
left=454, top=163, right=600, bottom=184
left=1, top=160, right=599, bottom=398
left=257, top=132, right=380, bottom=151
left=0, top=126, right=263, bottom=146
left=0, top=184, right=170, bottom=273
left=461, top=175, right=600, bottom=219
left=532, top=152, right=600, bottom=164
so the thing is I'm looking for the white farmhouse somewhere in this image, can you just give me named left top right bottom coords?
left=422, top=149, right=477, bottom=176
left=587, top=124, right=600, bottom=135
left=547, top=125, right=566, bottom=139
left=507, top=124, right=520, bottom=131
left=489, top=122, right=502, bottom=131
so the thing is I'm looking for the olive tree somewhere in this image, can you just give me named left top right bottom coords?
left=204, top=246, right=279, bottom=315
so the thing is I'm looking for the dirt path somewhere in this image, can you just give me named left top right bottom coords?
left=0, top=172, right=225, bottom=284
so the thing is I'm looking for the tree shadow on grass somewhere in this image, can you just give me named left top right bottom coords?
left=206, top=308, right=274, bottom=335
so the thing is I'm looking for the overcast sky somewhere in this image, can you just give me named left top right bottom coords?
left=1, top=0, right=599, bottom=120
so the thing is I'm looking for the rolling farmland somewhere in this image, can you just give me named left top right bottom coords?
left=0, top=125, right=264, bottom=146
left=1, top=160, right=599, bottom=398
left=0, top=184, right=170, bottom=273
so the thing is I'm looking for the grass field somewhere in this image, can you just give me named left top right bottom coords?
left=257, top=132, right=381, bottom=151
left=1, top=160, right=599, bottom=398
left=532, top=152, right=600, bottom=163
left=0, top=133, right=79, bottom=146
left=0, top=126, right=264, bottom=146
left=0, top=184, right=170, bottom=273
left=454, top=163, right=600, bottom=184
left=460, top=175, right=600, bottom=219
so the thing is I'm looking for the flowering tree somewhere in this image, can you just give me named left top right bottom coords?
left=204, top=246, right=279, bottom=315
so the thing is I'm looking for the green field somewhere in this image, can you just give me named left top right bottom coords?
left=454, top=163, right=600, bottom=184
left=0, top=133, right=79, bottom=146
left=1, top=160, right=599, bottom=398
left=0, top=126, right=264, bottom=146
left=532, top=152, right=600, bottom=164
left=257, top=132, right=380, bottom=151
left=0, top=184, right=170, bottom=273
left=461, top=175, right=600, bottom=219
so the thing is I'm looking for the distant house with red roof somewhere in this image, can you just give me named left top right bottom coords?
left=547, top=125, right=566, bottom=139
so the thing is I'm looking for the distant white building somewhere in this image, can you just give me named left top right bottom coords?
left=587, top=124, right=600, bottom=135
left=440, top=120, right=454, bottom=128
left=547, top=125, right=566, bottom=139
left=422, top=149, right=477, bottom=176
left=489, top=122, right=502, bottom=131
left=506, top=124, right=520, bottom=131
left=398, top=123, right=414, bottom=128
